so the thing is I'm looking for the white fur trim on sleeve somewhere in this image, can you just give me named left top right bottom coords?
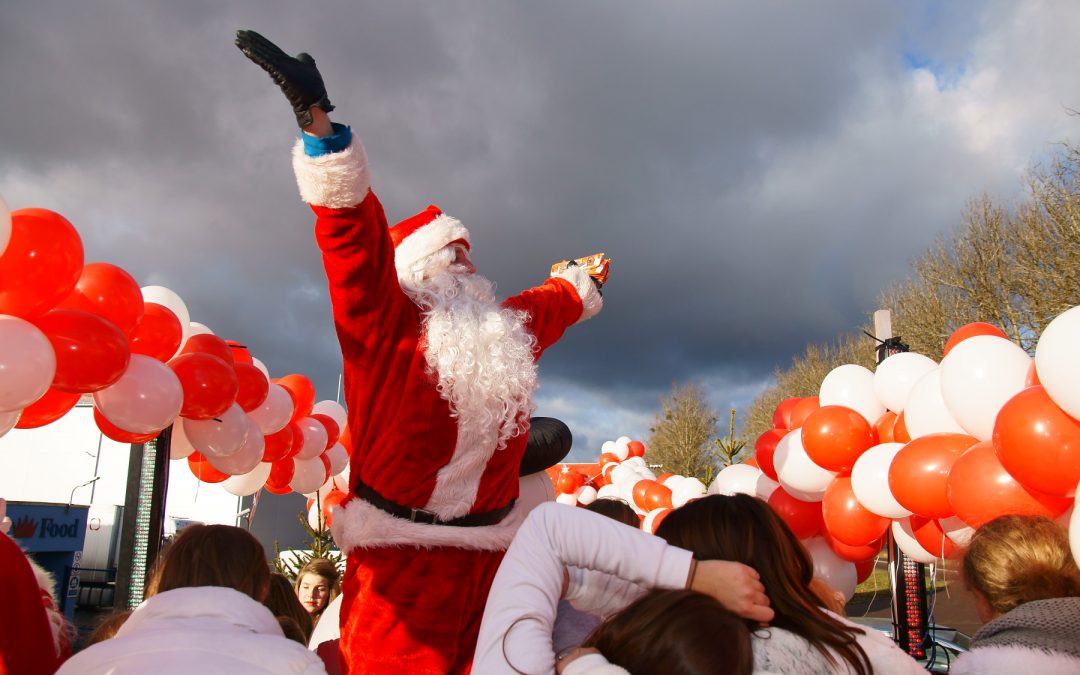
left=551, top=266, right=603, bottom=323
left=950, top=646, right=1080, bottom=675
left=561, top=653, right=631, bottom=675
left=291, top=137, right=372, bottom=208
left=329, top=494, right=527, bottom=553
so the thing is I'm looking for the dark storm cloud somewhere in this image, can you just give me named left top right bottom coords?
left=2, top=0, right=1077, bottom=457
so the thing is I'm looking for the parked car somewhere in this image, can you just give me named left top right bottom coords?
left=849, top=616, right=970, bottom=673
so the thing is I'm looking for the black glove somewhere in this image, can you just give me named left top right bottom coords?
left=235, top=29, right=335, bottom=129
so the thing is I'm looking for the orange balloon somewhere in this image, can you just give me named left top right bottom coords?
left=633, top=479, right=660, bottom=509
left=942, top=322, right=1007, bottom=357
left=801, top=406, right=875, bottom=473
left=772, top=397, right=802, bottom=430
left=947, top=440, right=1072, bottom=528
left=789, top=396, right=820, bottom=429
left=754, top=428, right=785, bottom=481
left=874, top=411, right=897, bottom=444
left=823, top=529, right=884, bottom=563
left=275, top=374, right=316, bottom=422
left=626, top=440, right=646, bottom=457
left=1024, top=361, right=1041, bottom=388
left=909, top=516, right=957, bottom=559
left=647, top=508, right=673, bottom=534
left=598, top=452, right=621, bottom=466
left=893, top=411, right=911, bottom=443
left=821, top=476, right=890, bottom=546
left=655, top=472, right=674, bottom=484
left=644, top=482, right=674, bottom=510
left=743, top=457, right=760, bottom=469
left=993, top=385, right=1080, bottom=498
left=187, top=452, right=229, bottom=484
left=556, top=469, right=586, bottom=495
left=888, top=433, right=978, bottom=518
left=766, top=487, right=822, bottom=540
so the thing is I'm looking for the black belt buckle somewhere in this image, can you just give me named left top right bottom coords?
left=409, top=507, right=439, bottom=524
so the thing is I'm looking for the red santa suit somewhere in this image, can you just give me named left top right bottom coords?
left=290, top=132, right=603, bottom=674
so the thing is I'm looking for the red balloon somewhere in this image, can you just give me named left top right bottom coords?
left=773, top=397, right=802, bottom=430
left=598, top=452, right=621, bottom=467
left=557, top=469, right=587, bottom=495
left=311, top=413, right=341, bottom=449
left=93, top=408, right=158, bottom=443
left=276, top=374, right=316, bottom=422
left=262, top=425, right=296, bottom=463
left=15, top=387, right=80, bottom=429
left=644, top=483, right=674, bottom=510
left=265, top=459, right=295, bottom=494
left=855, top=557, right=877, bottom=583
left=181, top=334, right=235, bottom=366
left=943, top=322, right=1008, bottom=357
left=626, top=440, right=646, bottom=457
left=909, top=516, right=958, bottom=560
left=338, top=424, right=354, bottom=453
left=823, top=528, right=884, bottom=563
left=234, top=362, right=270, bottom=412
left=284, top=422, right=305, bottom=459
left=874, top=411, right=897, bottom=444
left=947, top=440, right=1072, bottom=528
left=821, top=476, right=890, bottom=546
left=802, top=406, right=875, bottom=473
left=766, top=487, right=822, bottom=540
left=754, top=428, right=785, bottom=481
left=655, top=472, right=674, bottom=484
left=993, top=385, right=1080, bottom=498
left=33, top=309, right=130, bottom=393
left=187, top=452, right=229, bottom=483
left=56, top=262, right=144, bottom=338
left=889, top=433, right=977, bottom=518
left=0, top=208, right=84, bottom=319
left=129, top=303, right=183, bottom=362
left=632, top=479, right=660, bottom=509
left=893, top=411, right=911, bottom=443
left=225, top=340, right=254, bottom=365
left=321, top=489, right=348, bottom=526
left=789, top=396, right=820, bottom=429
left=169, top=352, right=238, bottom=419
left=1024, top=361, right=1041, bottom=388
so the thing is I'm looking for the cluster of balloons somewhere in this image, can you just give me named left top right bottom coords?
left=711, top=314, right=1080, bottom=593
left=551, top=436, right=709, bottom=535
left=0, top=203, right=351, bottom=499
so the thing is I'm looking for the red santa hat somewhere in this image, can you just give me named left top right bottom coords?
left=391, top=205, right=471, bottom=272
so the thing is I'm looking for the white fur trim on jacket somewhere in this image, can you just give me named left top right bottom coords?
left=291, top=136, right=371, bottom=209
left=950, top=645, right=1080, bottom=675
left=329, top=493, right=527, bottom=553
left=394, top=213, right=471, bottom=273
left=551, top=266, right=603, bottom=323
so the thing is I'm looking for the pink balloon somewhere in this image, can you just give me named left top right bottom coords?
left=290, top=456, right=327, bottom=494
left=93, top=354, right=183, bottom=433
left=207, top=417, right=265, bottom=475
left=248, top=383, right=293, bottom=435
left=0, top=315, right=56, bottom=411
left=294, top=416, right=329, bottom=460
left=182, top=403, right=247, bottom=458
left=325, top=442, right=349, bottom=476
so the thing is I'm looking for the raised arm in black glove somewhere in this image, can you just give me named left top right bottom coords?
left=235, top=29, right=334, bottom=129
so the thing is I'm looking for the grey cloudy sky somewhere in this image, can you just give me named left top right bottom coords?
left=2, top=1, right=1078, bottom=462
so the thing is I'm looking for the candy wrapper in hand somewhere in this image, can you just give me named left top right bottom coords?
left=551, top=253, right=610, bottom=288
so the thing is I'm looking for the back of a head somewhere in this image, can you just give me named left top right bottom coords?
left=963, top=514, right=1080, bottom=616
left=583, top=589, right=752, bottom=675
left=584, top=498, right=640, bottom=528
left=265, top=573, right=314, bottom=642
left=655, top=494, right=871, bottom=675
left=146, top=524, right=270, bottom=601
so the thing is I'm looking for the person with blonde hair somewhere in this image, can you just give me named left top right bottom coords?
left=57, top=524, right=326, bottom=674
left=950, top=514, right=1080, bottom=675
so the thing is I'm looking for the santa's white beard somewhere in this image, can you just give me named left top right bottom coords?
left=399, top=261, right=539, bottom=454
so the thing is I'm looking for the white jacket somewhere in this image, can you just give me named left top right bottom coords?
left=57, top=586, right=327, bottom=675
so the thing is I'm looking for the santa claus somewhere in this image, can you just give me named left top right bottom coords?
left=237, top=31, right=609, bottom=674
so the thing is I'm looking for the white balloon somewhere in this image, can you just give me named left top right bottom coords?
left=169, top=419, right=196, bottom=460
left=613, top=437, right=631, bottom=461
left=332, top=464, right=351, bottom=492
left=774, top=429, right=836, bottom=502
left=661, top=474, right=684, bottom=489
left=709, top=464, right=766, bottom=496
left=850, top=443, right=913, bottom=519
left=892, top=518, right=939, bottom=564
left=610, top=464, right=638, bottom=487
left=0, top=408, right=21, bottom=438
left=0, top=193, right=11, bottom=257
left=0, top=316, right=56, bottom=412
left=819, top=364, right=886, bottom=425
left=294, top=416, right=329, bottom=460
left=1036, top=306, right=1080, bottom=421
left=902, top=369, right=967, bottom=439
left=312, top=400, right=348, bottom=429
left=222, top=461, right=273, bottom=497
left=622, top=456, right=647, bottom=469
left=577, top=485, right=598, bottom=506
left=325, top=442, right=349, bottom=476
left=248, top=384, right=293, bottom=435
left=188, top=321, right=214, bottom=337
left=601, top=440, right=616, bottom=455
left=940, top=335, right=1031, bottom=441
left=595, top=484, right=621, bottom=500
left=873, top=352, right=938, bottom=413
left=671, top=477, right=707, bottom=508
left=939, top=516, right=975, bottom=547
left=803, top=537, right=857, bottom=601
left=140, top=286, right=190, bottom=359
left=183, top=403, right=247, bottom=458
left=207, top=417, right=264, bottom=475
left=307, top=502, right=325, bottom=531
left=251, top=357, right=270, bottom=380
left=642, top=507, right=670, bottom=534
left=290, top=456, right=327, bottom=495
left=555, top=492, right=579, bottom=506
left=305, top=479, right=336, bottom=501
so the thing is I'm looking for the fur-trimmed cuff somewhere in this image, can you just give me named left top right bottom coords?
left=329, top=496, right=527, bottom=554
left=292, top=137, right=372, bottom=208
left=552, top=266, right=603, bottom=323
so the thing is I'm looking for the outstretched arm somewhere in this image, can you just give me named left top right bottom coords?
left=235, top=29, right=335, bottom=130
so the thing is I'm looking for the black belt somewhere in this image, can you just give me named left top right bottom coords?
left=353, top=478, right=515, bottom=527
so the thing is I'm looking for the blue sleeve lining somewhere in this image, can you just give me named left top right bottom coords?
left=302, top=122, right=352, bottom=157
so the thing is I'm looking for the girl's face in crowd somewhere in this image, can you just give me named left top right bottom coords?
left=297, top=573, right=331, bottom=614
